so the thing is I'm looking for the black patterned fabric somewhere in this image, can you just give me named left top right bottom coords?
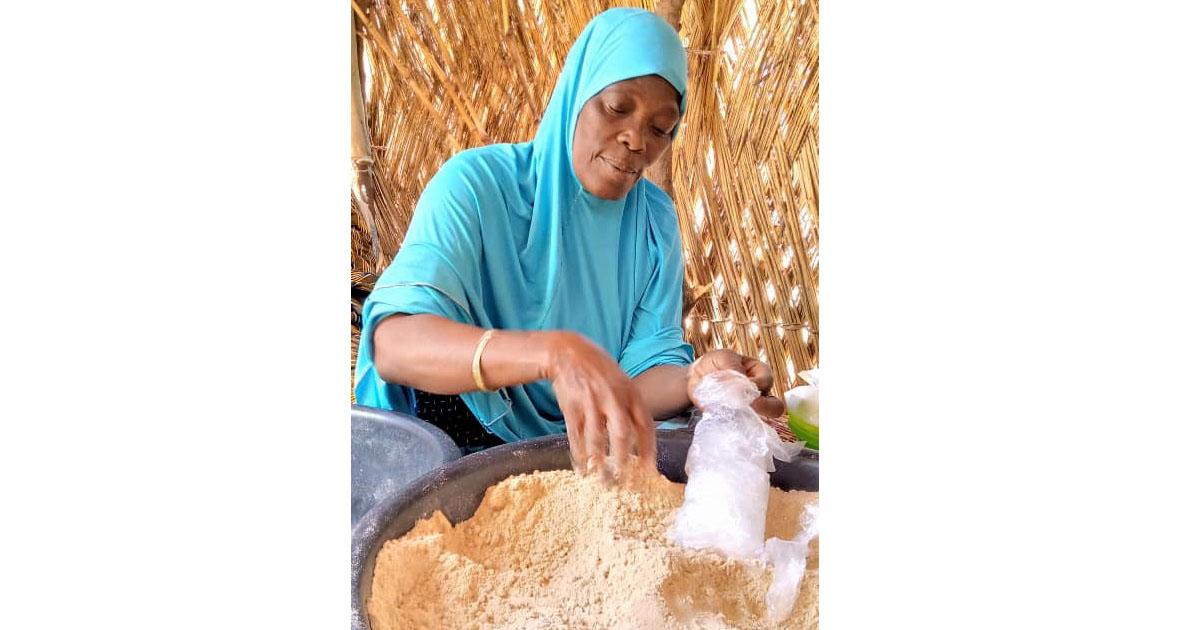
left=413, top=389, right=506, bottom=451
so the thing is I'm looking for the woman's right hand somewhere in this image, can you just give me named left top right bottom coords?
left=541, top=331, right=656, bottom=479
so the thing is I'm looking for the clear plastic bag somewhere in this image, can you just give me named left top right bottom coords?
left=763, top=502, right=819, bottom=623
left=668, top=370, right=804, bottom=558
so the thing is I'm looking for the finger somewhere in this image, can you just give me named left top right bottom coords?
left=742, top=356, right=775, bottom=394
left=607, top=405, right=634, bottom=474
left=598, top=394, right=634, bottom=484
left=751, top=395, right=787, bottom=419
left=584, top=403, right=610, bottom=481
left=562, top=403, right=587, bottom=474
left=631, top=399, right=657, bottom=473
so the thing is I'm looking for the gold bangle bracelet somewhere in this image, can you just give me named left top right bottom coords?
left=472, top=329, right=499, bottom=392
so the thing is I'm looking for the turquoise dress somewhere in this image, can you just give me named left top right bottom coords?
left=354, top=8, right=694, bottom=443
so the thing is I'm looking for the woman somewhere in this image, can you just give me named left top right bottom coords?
left=355, top=8, right=785, bottom=469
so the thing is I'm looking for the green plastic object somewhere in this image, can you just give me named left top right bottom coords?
left=787, top=410, right=819, bottom=450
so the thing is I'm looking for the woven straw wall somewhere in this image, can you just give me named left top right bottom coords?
left=351, top=0, right=818, bottom=403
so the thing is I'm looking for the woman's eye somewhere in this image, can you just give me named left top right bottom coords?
left=652, top=127, right=669, bottom=137
left=606, top=103, right=626, bottom=115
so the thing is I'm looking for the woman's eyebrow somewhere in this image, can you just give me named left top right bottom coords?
left=603, top=85, right=679, bottom=117
left=655, top=105, right=681, bottom=120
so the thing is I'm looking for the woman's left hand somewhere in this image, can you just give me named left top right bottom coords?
left=687, top=349, right=787, bottom=419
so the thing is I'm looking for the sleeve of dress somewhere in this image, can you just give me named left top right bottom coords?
left=617, top=202, right=696, bottom=378
left=354, top=155, right=485, bottom=393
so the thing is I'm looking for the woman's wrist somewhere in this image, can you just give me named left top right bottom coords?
left=477, top=328, right=557, bottom=387
left=532, top=330, right=576, bottom=381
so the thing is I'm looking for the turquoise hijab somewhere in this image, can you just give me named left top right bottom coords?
left=354, top=8, right=693, bottom=442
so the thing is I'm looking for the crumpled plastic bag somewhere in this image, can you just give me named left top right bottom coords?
left=762, top=502, right=820, bottom=623
left=668, top=370, right=805, bottom=558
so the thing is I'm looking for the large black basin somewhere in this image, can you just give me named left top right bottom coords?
left=350, top=429, right=818, bottom=630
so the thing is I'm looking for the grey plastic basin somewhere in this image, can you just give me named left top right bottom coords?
left=351, top=404, right=462, bottom=527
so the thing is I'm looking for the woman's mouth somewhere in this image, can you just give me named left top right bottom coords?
left=599, top=156, right=639, bottom=177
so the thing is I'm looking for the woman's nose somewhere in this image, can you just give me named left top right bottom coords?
left=618, top=126, right=646, bottom=153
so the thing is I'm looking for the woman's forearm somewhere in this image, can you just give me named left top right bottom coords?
left=374, top=314, right=695, bottom=419
left=632, top=364, right=693, bottom=420
left=372, top=314, right=555, bottom=395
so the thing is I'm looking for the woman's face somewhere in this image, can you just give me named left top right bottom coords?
left=572, top=75, right=681, bottom=200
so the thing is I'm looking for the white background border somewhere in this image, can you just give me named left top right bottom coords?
left=3, top=0, right=1199, bottom=627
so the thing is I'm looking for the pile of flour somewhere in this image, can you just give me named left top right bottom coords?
left=367, top=468, right=818, bottom=630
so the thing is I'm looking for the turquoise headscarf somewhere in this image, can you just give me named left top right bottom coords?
left=354, top=8, right=693, bottom=442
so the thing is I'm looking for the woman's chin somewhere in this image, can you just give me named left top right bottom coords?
left=584, top=176, right=637, bottom=200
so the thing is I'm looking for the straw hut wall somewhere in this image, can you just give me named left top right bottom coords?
left=351, top=0, right=819, bottom=415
